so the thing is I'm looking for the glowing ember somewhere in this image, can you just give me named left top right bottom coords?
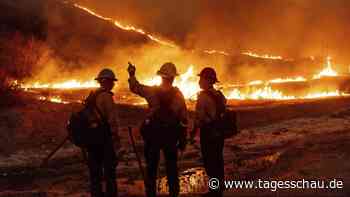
left=242, top=51, right=283, bottom=60
left=38, top=96, right=69, bottom=104
left=313, top=56, right=338, bottom=79
left=158, top=167, right=207, bottom=194
left=22, top=80, right=99, bottom=89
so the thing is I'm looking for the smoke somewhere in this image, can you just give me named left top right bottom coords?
left=4, top=0, right=350, bottom=86
left=71, top=0, right=350, bottom=63
left=15, top=0, right=229, bottom=85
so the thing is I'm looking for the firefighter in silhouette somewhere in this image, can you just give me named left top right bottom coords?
left=127, top=62, right=188, bottom=197
left=86, top=69, right=120, bottom=197
left=190, top=67, right=226, bottom=197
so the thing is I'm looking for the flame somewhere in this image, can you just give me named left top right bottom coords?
left=268, top=76, right=306, bottom=83
left=226, top=86, right=296, bottom=100
left=71, top=2, right=295, bottom=61
left=14, top=3, right=348, bottom=103
left=304, top=90, right=345, bottom=99
left=142, top=65, right=345, bottom=101
left=143, top=76, right=162, bottom=86
left=22, top=80, right=99, bottom=89
left=176, top=66, right=200, bottom=99
left=313, top=56, right=338, bottom=79
left=38, top=96, right=69, bottom=104
left=225, top=56, right=346, bottom=100
left=247, top=80, right=264, bottom=86
left=246, top=77, right=306, bottom=86
left=72, top=3, right=176, bottom=48
left=203, top=50, right=229, bottom=56
left=242, top=51, right=283, bottom=60
left=226, top=86, right=347, bottom=100
left=143, top=66, right=200, bottom=99
left=204, top=50, right=286, bottom=60
left=19, top=55, right=348, bottom=103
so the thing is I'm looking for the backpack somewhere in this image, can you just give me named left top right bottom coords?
left=140, top=87, right=183, bottom=143
left=152, top=87, right=181, bottom=126
left=66, top=90, right=110, bottom=147
left=204, top=90, right=239, bottom=139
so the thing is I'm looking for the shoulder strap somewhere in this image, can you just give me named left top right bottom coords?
left=94, top=101, right=108, bottom=124
left=204, top=90, right=226, bottom=118
left=85, top=90, right=109, bottom=124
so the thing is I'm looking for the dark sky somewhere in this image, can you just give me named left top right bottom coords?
left=74, top=0, right=350, bottom=61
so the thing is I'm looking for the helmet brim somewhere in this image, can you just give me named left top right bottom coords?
left=156, top=70, right=179, bottom=78
left=197, top=74, right=219, bottom=83
left=95, top=77, right=118, bottom=81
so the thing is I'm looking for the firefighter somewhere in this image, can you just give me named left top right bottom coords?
left=86, top=68, right=120, bottom=197
left=190, top=67, right=226, bottom=197
left=127, top=62, right=188, bottom=197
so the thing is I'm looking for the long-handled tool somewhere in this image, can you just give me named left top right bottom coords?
left=128, top=126, right=145, bottom=180
left=40, top=135, right=69, bottom=167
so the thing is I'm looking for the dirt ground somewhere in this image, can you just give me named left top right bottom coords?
left=1, top=96, right=350, bottom=197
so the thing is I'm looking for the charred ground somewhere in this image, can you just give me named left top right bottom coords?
left=1, top=95, right=350, bottom=196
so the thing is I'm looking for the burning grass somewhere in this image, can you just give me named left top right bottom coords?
left=7, top=2, right=349, bottom=105
left=18, top=56, right=350, bottom=104
left=8, top=1, right=350, bottom=104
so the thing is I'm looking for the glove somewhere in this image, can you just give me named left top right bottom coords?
left=127, top=62, right=136, bottom=77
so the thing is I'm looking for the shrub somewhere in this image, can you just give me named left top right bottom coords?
left=0, top=32, right=50, bottom=107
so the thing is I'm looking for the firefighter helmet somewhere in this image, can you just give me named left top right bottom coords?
left=198, top=67, right=219, bottom=83
left=95, top=68, right=118, bottom=81
left=156, top=62, right=179, bottom=78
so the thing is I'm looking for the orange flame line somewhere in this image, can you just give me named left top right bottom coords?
left=72, top=3, right=177, bottom=48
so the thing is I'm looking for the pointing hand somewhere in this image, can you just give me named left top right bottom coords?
left=127, top=62, right=136, bottom=77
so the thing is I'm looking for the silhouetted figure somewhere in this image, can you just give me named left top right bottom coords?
left=86, top=69, right=120, bottom=197
left=190, top=67, right=226, bottom=197
left=128, top=62, right=188, bottom=197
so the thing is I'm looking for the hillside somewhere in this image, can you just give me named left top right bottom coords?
left=0, top=0, right=319, bottom=83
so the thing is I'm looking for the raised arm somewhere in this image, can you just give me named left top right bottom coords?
left=127, top=62, right=155, bottom=99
